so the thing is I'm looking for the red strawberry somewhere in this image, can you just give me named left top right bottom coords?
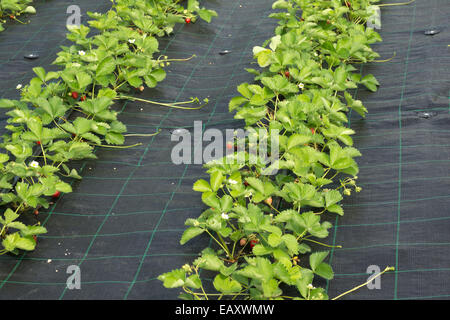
left=80, top=95, right=86, bottom=101
left=52, top=190, right=61, bottom=199
left=71, top=91, right=79, bottom=99
left=345, top=1, right=351, bottom=8
left=33, top=235, right=37, bottom=242
left=36, top=141, right=41, bottom=145
left=9, top=15, right=14, bottom=19
left=185, top=18, right=191, bottom=24
left=310, top=128, right=316, bottom=134
left=284, top=71, right=290, bottom=78
left=250, top=239, right=259, bottom=248
left=33, top=209, right=39, bottom=216
left=240, top=238, right=247, bottom=246
left=244, top=181, right=249, bottom=187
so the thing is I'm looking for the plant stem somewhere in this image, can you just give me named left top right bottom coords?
left=332, top=266, right=395, bottom=300
left=378, top=0, right=414, bottom=7
left=302, top=238, right=342, bottom=248
left=116, top=95, right=207, bottom=110
left=90, top=143, right=142, bottom=149
left=205, top=230, right=231, bottom=257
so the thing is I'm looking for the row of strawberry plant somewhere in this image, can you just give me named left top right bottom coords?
left=0, top=0, right=217, bottom=255
left=159, top=0, right=383, bottom=300
left=0, top=0, right=35, bottom=31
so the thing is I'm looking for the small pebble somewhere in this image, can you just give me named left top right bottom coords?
left=424, top=29, right=440, bottom=35
left=24, top=53, right=39, bottom=59
left=47, top=259, right=52, bottom=263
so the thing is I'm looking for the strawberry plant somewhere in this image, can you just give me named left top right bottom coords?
left=158, top=0, right=391, bottom=300
left=0, top=0, right=216, bottom=255
left=0, top=0, right=35, bottom=31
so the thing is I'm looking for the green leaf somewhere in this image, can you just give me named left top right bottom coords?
left=309, top=251, right=333, bottom=279
left=201, top=192, right=220, bottom=209
left=213, top=274, right=242, bottom=294
left=193, top=179, right=212, bottom=192
left=287, top=134, right=311, bottom=150
left=180, top=227, right=204, bottom=245
left=324, top=190, right=343, bottom=207
left=20, top=225, right=47, bottom=237
left=55, top=181, right=72, bottom=193
left=229, top=96, right=248, bottom=111
left=314, top=262, right=334, bottom=280
left=150, top=68, right=166, bottom=82
left=4, top=208, right=19, bottom=224
left=360, top=74, right=380, bottom=92
left=268, top=233, right=282, bottom=247
left=327, top=204, right=344, bottom=216
left=105, top=132, right=124, bottom=145
left=2, top=233, right=19, bottom=252
left=185, top=274, right=202, bottom=289
left=198, top=9, right=218, bottom=23
left=193, top=248, right=224, bottom=271
left=15, top=237, right=36, bottom=251
left=310, top=251, right=329, bottom=271
left=252, top=244, right=273, bottom=256
left=33, top=67, right=46, bottom=82
left=7, top=221, right=27, bottom=231
left=282, top=234, right=300, bottom=255
left=210, top=170, right=224, bottom=192
left=253, top=47, right=272, bottom=68
left=158, top=269, right=186, bottom=288
left=272, top=0, right=290, bottom=9
left=262, top=278, right=282, bottom=298
left=96, top=57, right=116, bottom=77
left=245, top=177, right=265, bottom=194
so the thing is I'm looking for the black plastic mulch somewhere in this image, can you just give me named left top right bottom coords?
left=0, top=0, right=449, bottom=300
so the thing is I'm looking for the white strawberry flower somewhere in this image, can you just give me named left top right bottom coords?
left=128, top=39, right=135, bottom=44
left=228, top=179, right=238, bottom=185
left=78, top=50, right=86, bottom=56
left=307, top=284, right=315, bottom=289
left=298, top=82, right=305, bottom=90
left=29, top=161, right=39, bottom=168
left=16, top=84, right=22, bottom=90
left=221, top=212, right=229, bottom=220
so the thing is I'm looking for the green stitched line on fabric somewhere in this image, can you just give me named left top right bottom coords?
left=394, top=2, right=417, bottom=300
